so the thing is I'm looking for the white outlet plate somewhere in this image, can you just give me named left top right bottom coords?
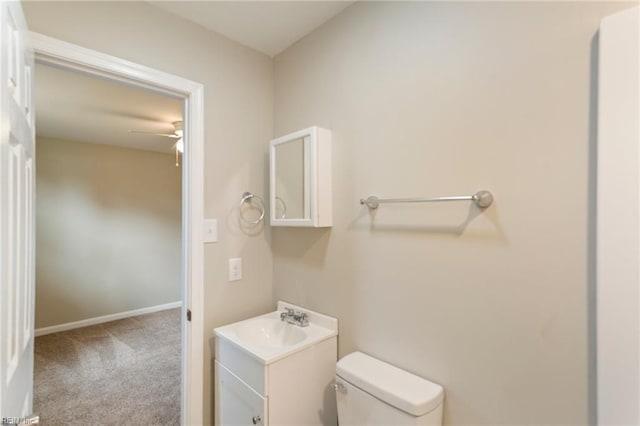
left=204, top=218, right=217, bottom=243
left=229, top=258, right=242, bottom=282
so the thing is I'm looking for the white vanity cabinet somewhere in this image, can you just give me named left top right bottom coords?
left=215, top=337, right=337, bottom=425
left=214, top=302, right=338, bottom=426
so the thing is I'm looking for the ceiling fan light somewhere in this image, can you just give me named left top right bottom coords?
left=176, top=138, right=184, bottom=153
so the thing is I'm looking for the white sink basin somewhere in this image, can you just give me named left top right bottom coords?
left=214, top=301, right=338, bottom=365
left=233, top=317, right=307, bottom=347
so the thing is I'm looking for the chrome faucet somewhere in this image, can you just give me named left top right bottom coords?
left=280, top=307, right=309, bottom=327
left=280, top=307, right=294, bottom=321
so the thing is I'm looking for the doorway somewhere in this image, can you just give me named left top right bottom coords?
left=30, top=32, right=205, bottom=425
left=33, top=61, right=183, bottom=423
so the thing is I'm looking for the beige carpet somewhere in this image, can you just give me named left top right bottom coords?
left=34, top=308, right=181, bottom=425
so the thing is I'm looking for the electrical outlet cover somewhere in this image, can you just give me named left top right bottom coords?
left=229, top=258, right=242, bottom=282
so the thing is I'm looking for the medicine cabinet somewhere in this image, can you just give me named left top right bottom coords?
left=269, top=126, right=332, bottom=227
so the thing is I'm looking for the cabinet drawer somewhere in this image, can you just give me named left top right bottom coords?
left=216, top=361, right=268, bottom=426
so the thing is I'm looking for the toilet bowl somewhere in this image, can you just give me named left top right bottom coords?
left=335, top=351, right=444, bottom=426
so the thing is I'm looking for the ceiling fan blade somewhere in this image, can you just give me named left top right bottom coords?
left=128, top=130, right=180, bottom=138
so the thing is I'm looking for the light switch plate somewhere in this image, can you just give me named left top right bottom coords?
left=204, top=219, right=217, bottom=243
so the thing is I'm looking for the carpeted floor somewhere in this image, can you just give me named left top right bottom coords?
left=34, top=308, right=181, bottom=425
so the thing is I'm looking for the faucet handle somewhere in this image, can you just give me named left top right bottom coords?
left=297, top=312, right=309, bottom=326
left=280, top=307, right=294, bottom=322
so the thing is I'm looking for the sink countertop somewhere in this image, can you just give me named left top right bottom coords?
left=214, top=301, right=338, bottom=365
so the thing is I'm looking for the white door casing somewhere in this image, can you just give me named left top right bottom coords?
left=597, top=6, right=640, bottom=426
left=29, top=33, right=205, bottom=425
left=0, top=0, right=35, bottom=419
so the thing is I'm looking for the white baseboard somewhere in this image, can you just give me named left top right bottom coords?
left=35, top=301, right=182, bottom=337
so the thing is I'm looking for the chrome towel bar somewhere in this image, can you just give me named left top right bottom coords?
left=360, top=190, right=493, bottom=210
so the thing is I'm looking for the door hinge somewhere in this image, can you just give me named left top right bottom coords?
left=187, top=309, right=192, bottom=322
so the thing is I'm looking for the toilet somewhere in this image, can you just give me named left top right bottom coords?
left=335, top=351, right=444, bottom=426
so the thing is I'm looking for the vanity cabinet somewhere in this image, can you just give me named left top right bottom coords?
left=214, top=302, right=338, bottom=426
left=215, top=337, right=337, bottom=426
left=269, top=126, right=332, bottom=227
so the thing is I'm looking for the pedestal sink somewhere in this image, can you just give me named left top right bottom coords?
left=214, top=301, right=338, bottom=425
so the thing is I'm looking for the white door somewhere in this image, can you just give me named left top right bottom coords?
left=0, top=0, right=35, bottom=421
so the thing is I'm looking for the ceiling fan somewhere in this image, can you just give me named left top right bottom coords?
left=128, top=120, right=184, bottom=166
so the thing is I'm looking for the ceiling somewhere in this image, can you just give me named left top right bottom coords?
left=35, top=2, right=354, bottom=153
left=35, top=63, right=183, bottom=154
left=150, top=1, right=355, bottom=57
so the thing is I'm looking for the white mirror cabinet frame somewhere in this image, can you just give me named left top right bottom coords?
left=269, top=126, right=332, bottom=227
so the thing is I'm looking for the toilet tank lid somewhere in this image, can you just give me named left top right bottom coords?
left=336, top=351, right=444, bottom=417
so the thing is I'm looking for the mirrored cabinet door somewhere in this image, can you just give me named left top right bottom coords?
left=274, top=135, right=309, bottom=221
left=269, top=127, right=332, bottom=227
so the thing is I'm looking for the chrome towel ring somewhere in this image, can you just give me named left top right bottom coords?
left=239, top=192, right=265, bottom=224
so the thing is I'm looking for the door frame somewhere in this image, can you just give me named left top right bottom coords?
left=596, top=6, right=640, bottom=426
left=29, top=32, right=205, bottom=425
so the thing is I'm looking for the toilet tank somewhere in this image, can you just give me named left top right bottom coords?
left=335, top=352, right=444, bottom=426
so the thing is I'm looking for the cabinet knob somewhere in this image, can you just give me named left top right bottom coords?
left=252, top=415, right=261, bottom=424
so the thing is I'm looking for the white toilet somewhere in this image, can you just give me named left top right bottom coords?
left=335, top=351, right=444, bottom=426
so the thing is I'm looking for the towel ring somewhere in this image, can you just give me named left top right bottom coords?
left=239, top=192, right=265, bottom=224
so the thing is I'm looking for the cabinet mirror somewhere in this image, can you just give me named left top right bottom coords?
left=269, top=126, right=331, bottom=227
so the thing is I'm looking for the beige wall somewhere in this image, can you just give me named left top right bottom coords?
left=273, top=2, right=633, bottom=425
left=24, top=2, right=274, bottom=424
left=36, top=138, right=181, bottom=328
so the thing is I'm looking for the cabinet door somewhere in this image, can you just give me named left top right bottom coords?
left=216, top=361, right=268, bottom=426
